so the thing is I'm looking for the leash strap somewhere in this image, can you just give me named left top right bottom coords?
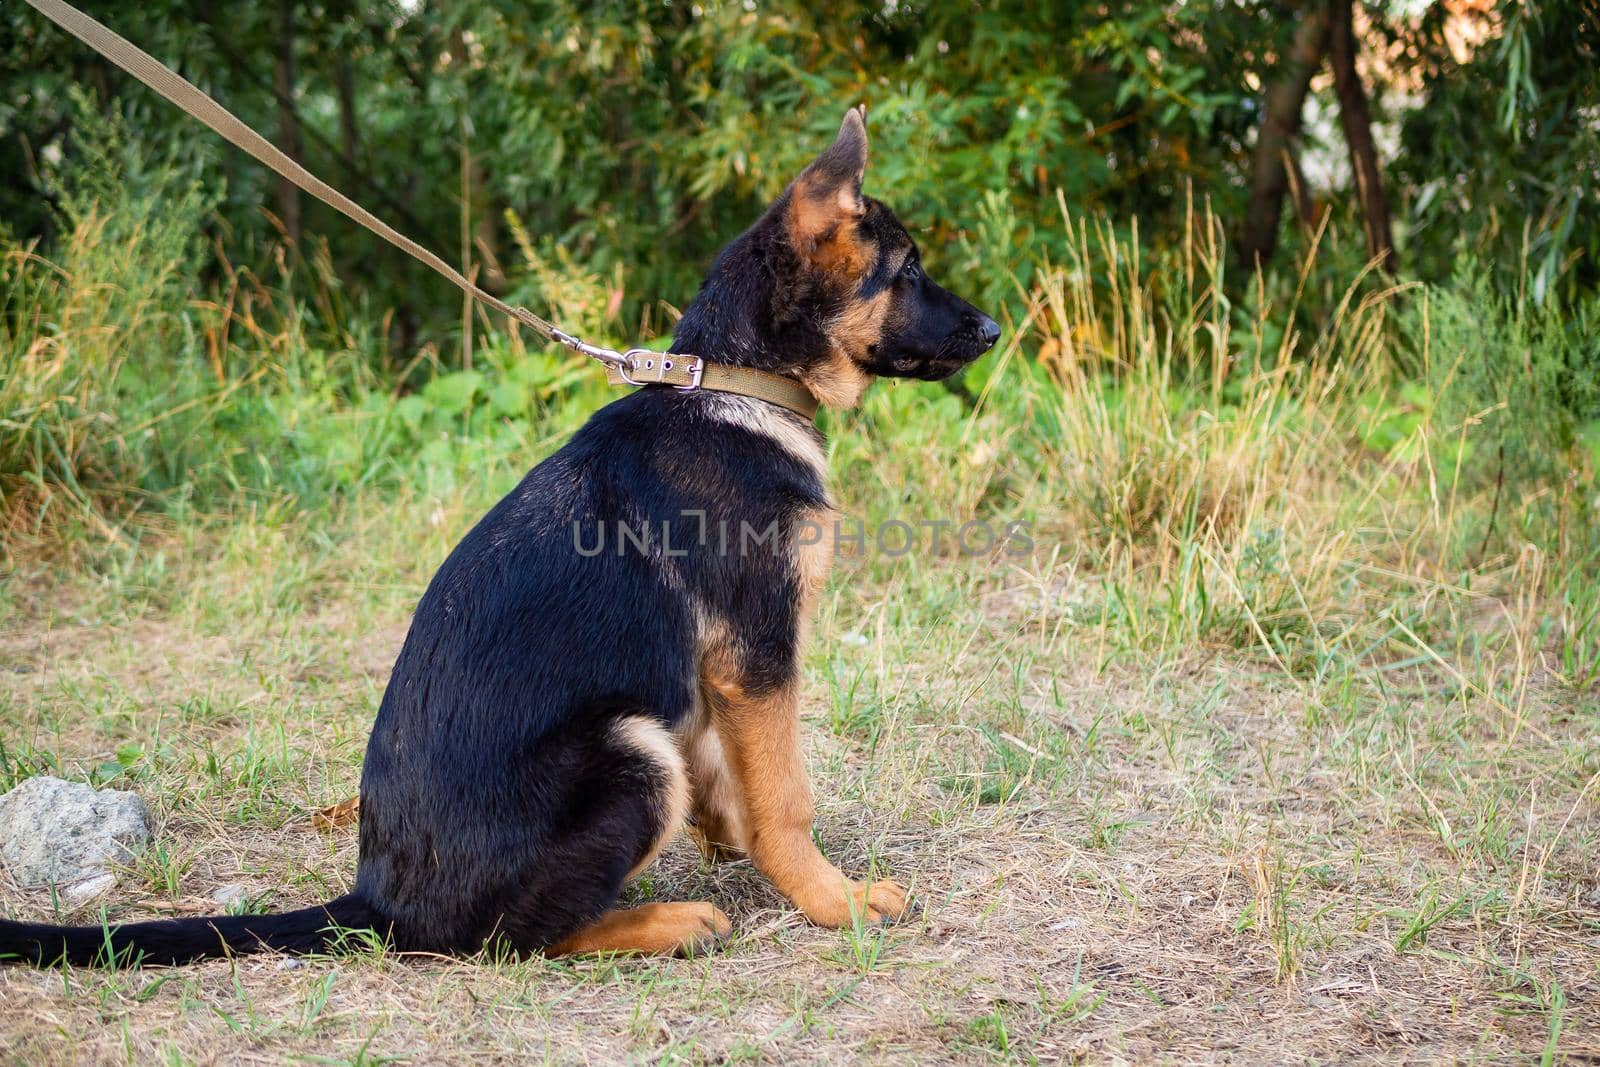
left=23, top=0, right=819, bottom=420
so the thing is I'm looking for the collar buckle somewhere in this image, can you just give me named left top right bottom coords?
left=673, top=355, right=706, bottom=391
left=617, top=349, right=703, bottom=391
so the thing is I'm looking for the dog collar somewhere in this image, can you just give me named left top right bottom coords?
left=603, top=352, right=820, bottom=421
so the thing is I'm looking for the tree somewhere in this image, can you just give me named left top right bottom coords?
left=273, top=0, right=302, bottom=245
left=6, top=0, right=1593, bottom=354
left=1327, top=0, right=1395, bottom=272
left=1240, top=0, right=1396, bottom=274
left=1395, top=0, right=1599, bottom=303
left=1241, top=6, right=1331, bottom=269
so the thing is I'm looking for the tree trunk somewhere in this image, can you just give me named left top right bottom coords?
left=1328, top=0, right=1396, bottom=273
left=1240, top=6, right=1330, bottom=270
left=448, top=30, right=504, bottom=293
left=333, top=49, right=360, bottom=179
left=273, top=0, right=302, bottom=246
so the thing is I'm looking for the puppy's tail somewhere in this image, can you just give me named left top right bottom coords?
left=0, top=892, right=383, bottom=968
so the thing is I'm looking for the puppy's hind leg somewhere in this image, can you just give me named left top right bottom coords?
left=547, top=901, right=731, bottom=957
left=535, top=715, right=730, bottom=957
left=685, top=722, right=749, bottom=864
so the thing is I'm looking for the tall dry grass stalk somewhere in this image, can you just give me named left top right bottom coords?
left=0, top=207, right=186, bottom=544
left=998, top=194, right=1521, bottom=670
left=1, top=199, right=328, bottom=554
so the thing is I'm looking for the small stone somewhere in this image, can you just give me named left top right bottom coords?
left=63, top=873, right=117, bottom=903
left=0, top=776, right=152, bottom=887
left=211, top=883, right=250, bottom=910
left=275, top=957, right=305, bottom=971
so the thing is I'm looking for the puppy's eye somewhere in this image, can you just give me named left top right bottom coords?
left=901, top=261, right=921, bottom=282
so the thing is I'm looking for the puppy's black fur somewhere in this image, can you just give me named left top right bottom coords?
left=0, top=107, right=997, bottom=967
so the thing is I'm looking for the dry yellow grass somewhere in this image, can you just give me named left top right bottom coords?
left=1, top=486, right=1595, bottom=1063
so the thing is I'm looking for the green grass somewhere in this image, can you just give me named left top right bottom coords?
left=3, top=488, right=1596, bottom=1059
left=3, top=179, right=1599, bottom=1061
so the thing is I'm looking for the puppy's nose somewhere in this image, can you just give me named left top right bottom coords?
left=977, top=314, right=1001, bottom=351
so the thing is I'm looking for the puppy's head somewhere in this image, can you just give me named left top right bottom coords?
left=677, top=107, right=1000, bottom=409
left=780, top=107, right=999, bottom=404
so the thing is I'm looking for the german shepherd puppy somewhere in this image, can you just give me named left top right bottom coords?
left=0, top=107, right=999, bottom=966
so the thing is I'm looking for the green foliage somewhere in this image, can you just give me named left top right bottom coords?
left=1, top=95, right=686, bottom=537
left=1405, top=264, right=1600, bottom=498
left=6, top=1, right=1594, bottom=360
left=1394, top=1, right=1600, bottom=303
left=385, top=344, right=606, bottom=490
left=2, top=0, right=1596, bottom=603
left=1, top=0, right=1332, bottom=351
left=1, top=99, right=221, bottom=534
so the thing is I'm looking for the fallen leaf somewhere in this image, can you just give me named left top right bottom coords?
left=313, top=796, right=360, bottom=831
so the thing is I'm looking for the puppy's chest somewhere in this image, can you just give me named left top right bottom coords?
left=680, top=396, right=837, bottom=645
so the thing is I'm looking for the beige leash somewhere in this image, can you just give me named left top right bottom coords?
left=23, top=0, right=819, bottom=420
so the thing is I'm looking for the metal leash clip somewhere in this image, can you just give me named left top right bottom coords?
left=551, top=329, right=703, bottom=392
left=548, top=327, right=630, bottom=369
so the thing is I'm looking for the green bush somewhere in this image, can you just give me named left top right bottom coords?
left=1, top=101, right=219, bottom=539
left=1404, top=265, right=1600, bottom=535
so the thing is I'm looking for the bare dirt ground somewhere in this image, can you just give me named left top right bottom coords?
left=1, top=528, right=1597, bottom=1064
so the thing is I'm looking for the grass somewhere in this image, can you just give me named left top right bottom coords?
left=3, top=493, right=1596, bottom=1061
left=3, top=180, right=1600, bottom=1060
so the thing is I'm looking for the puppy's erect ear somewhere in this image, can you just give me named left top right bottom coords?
left=788, top=107, right=870, bottom=269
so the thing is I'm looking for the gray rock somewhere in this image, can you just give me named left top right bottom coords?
left=211, top=882, right=250, bottom=910
left=63, top=872, right=117, bottom=904
left=0, top=776, right=152, bottom=886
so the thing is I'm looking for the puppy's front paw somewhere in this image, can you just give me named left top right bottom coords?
left=801, top=877, right=911, bottom=927
left=859, top=879, right=910, bottom=923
